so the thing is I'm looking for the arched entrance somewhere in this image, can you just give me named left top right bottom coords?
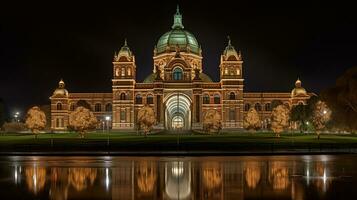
left=165, top=93, right=192, bottom=130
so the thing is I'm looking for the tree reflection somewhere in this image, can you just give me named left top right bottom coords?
left=268, top=161, right=289, bottom=190
left=25, top=165, right=46, bottom=194
left=244, top=161, right=261, bottom=189
left=136, top=161, right=157, bottom=193
left=68, top=168, right=97, bottom=191
left=202, top=162, right=222, bottom=189
left=50, top=168, right=69, bottom=200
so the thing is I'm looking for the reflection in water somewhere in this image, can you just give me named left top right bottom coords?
left=25, top=165, right=46, bottom=194
left=269, top=161, right=290, bottom=190
left=3, top=155, right=357, bottom=199
left=68, top=168, right=97, bottom=191
left=136, top=161, right=157, bottom=193
left=165, top=161, right=191, bottom=199
left=244, top=161, right=261, bottom=189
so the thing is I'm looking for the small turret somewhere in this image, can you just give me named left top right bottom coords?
left=52, top=79, right=68, bottom=97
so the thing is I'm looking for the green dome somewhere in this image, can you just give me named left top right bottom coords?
left=155, top=6, right=200, bottom=55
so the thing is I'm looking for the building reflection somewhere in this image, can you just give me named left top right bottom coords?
left=11, top=157, right=340, bottom=200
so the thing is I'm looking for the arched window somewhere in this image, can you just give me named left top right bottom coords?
left=147, top=95, right=154, bottom=104
left=203, top=94, right=210, bottom=104
left=244, top=103, right=250, bottom=111
left=127, top=68, right=132, bottom=76
left=105, top=103, right=112, bottom=112
left=120, top=93, right=126, bottom=100
left=95, top=103, right=102, bottom=112
left=229, top=109, right=236, bottom=120
left=224, top=68, right=228, bottom=75
left=121, top=67, right=125, bottom=76
left=173, top=67, right=183, bottom=80
left=255, top=103, right=261, bottom=111
left=265, top=103, right=271, bottom=111
left=70, top=103, right=75, bottom=111
left=237, top=69, right=240, bottom=75
left=136, top=94, right=142, bottom=104
left=229, top=92, right=235, bottom=100
left=214, top=94, right=220, bottom=104
left=57, top=103, right=62, bottom=110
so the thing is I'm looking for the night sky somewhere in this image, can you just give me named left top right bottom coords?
left=1, top=1, right=356, bottom=114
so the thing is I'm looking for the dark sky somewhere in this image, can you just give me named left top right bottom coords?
left=1, top=1, right=356, bottom=114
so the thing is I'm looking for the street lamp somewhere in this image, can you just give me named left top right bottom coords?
left=105, top=116, right=111, bottom=132
left=14, top=112, right=20, bottom=122
left=105, top=116, right=111, bottom=146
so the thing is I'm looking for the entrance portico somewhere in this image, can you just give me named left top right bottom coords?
left=164, top=93, right=192, bottom=130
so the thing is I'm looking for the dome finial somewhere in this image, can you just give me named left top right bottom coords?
left=124, top=38, right=128, bottom=46
left=295, top=77, right=302, bottom=87
left=172, top=5, right=184, bottom=29
left=59, top=79, right=65, bottom=89
left=227, top=35, right=231, bottom=46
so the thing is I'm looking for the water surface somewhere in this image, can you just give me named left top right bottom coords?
left=0, top=155, right=356, bottom=199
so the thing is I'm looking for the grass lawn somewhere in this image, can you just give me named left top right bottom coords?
left=1, top=131, right=357, bottom=153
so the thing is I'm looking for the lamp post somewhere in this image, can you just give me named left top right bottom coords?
left=105, top=116, right=111, bottom=146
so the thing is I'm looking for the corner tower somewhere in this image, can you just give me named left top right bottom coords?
left=220, top=37, right=244, bottom=129
left=112, top=40, right=136, bottom=130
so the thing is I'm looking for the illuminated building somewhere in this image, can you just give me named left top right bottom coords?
left=49, top=6, right=314, bottom=131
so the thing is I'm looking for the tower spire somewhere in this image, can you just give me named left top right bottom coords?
left=124, top=38, right=127, bottom=46
left=172, top=5, right=184, bottom=29
left=227, top=35, right=231, bottom=46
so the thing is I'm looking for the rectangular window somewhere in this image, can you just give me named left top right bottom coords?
left=229, top=109, right=236, bottom=121
left=120, top=110, right=126, bottom=121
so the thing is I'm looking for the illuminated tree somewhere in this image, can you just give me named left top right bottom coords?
left=25, top=106, right=46, bottom=137
left=244, top=108, right=261, bottom=131
left=203, top=109, right=222, bottom=133
left=68, top=106, right=98, bottom=138
left=137, top=105, right=156, bottom=137
left=271, top=105, right=290, bottom=137
left=312, top=101, right=331, bottom=139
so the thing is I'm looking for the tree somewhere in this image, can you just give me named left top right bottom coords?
left=137, top=105, right=156, bottom=137
left=312, top=101, right=331, bottom=139
left=271, top=100, right=283, bottom=110
left=271, top=105, right=290, bottom=137
left=321, top=67, right=357, bottom=132
left=39, top=105, right=51, bottom=130
left=69, top=106, right=98, bottom=138
left=25, top=106, right=47, bottom=137
left=76, top=100, right=92, bottom=110
left=203, top=109, right=222, bottom=133
left=244, top=108, right=261, bottom=131
left=290, top=104, right=308, bottom=133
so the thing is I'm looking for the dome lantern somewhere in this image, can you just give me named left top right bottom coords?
left=291, top=78, right=307, bottom=97
left=155, top=6, right=200, bottom=56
